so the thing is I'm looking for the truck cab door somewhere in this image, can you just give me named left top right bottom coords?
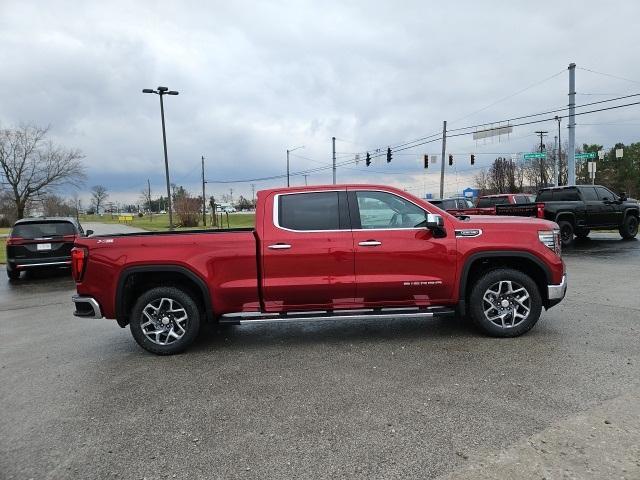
left=579, top=186, right=602, bottom=227
left=260, top=190, right=356, bottom=312
left=596, top=186, right=621, bottom=225
left=348, top=189, right=457, bottom=307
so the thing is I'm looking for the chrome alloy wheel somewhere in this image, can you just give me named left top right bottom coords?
left=482, top=280, right=531, bottom=328
left=140, top=297, right=189, bottom=345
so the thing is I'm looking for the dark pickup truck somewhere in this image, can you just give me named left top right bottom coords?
left=535, top=185, right=639, bottom=246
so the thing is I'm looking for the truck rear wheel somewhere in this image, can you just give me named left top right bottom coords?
left=129, top=286, right=201, bottom=355
left=468, top=268, right=542, bottom=337
left=558, top=220, right=574, bottom=247
left=620, top=215, right=639, bottom=240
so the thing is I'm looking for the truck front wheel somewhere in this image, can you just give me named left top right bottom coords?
left=620, top=215, right=639, bottom=240
left=468, top=268, right=542, bottom=337
left=129, top=286, right=201, bottom=355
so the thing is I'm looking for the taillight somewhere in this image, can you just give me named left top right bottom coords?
left=536, top=202, right=545, bottom=218
left=6, top=236, right=23, bottom=246
left=71, top=247, right=88, bottom=282
left=62, top=234, right=77, bottom=242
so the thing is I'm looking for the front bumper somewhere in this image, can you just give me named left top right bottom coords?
left=72, top=295, right=103, bottom=319
left=547, top=274, right=567, bottom=308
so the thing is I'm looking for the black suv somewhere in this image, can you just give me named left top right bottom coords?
left=5, top=217, right=91, bottom=280
left=536, top=185, right=639, bottom=246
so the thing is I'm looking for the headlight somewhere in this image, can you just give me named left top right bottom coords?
left=538, top=229, right=561, bottom=256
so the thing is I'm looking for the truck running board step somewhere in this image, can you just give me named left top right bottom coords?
left=219, top=306, right=455, bottom=325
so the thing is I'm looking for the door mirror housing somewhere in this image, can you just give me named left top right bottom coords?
left=425, top=213, right=446, bottom=238
left=425, top=213, right=444, bottom=228
left=85, top=229, right=94, bottom=236
left=619, top=192, right=627, bottom=202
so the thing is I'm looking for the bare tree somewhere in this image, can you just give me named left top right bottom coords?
left=90, top=185, right=109, bottom=214
left=0, top=125, right=86, bottom=219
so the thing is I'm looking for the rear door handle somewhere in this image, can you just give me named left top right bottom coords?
left=268, top=243, right=292, bottom=250
left=358, top=240, right=382, bottom=247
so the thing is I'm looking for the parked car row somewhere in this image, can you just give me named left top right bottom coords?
left=433, top=185, right=639, bottom=246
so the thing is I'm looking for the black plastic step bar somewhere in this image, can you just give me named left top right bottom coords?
left=218, top=306, right=455, bottom=325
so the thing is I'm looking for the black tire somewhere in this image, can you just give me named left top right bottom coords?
left=619, top=215, right=639, bottom=240
left=129, top=286, right=201, bottom=355
left=575, top=229, right=590, bottom=240
left=468, top=268, right=542, bottom=338
left=6, top=269, right=19, bottom=280
left=558, top=220, right=574, bottom=247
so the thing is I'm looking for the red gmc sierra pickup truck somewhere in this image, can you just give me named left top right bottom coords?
left=71, top=184, right=566, bottom=355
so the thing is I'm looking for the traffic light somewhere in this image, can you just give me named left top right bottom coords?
left=423, top=154, right=429, bottom=169
left=471, top=154, right=475, bottom=165
left=366, top=152, right=371, bottom=166
left=386, top=147, right=392, bottom=163
left=448, top=154, right=453, bottom=166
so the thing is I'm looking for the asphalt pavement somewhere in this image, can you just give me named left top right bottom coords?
left=1, top=232, right=639, bottom=479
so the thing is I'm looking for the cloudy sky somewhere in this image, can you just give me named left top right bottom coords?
left=1, top=0, right=640, bottom=204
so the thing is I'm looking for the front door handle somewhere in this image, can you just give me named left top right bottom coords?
left=358, top=240, right=382, bottom=247
left=268, top=243, right=292, bottom=250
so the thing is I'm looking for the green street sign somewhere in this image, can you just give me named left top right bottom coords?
left=523, top=152, right=546, bottom=159
left=575, top=152, right=597, bottom=159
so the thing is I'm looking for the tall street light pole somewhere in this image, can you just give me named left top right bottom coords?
left=286, top=145, right=304, bottom=187
left=143, top=86, right=179, bottom=230
left=555, top=115, right=562, bottom=186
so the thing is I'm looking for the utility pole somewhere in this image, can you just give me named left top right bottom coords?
left=251, top=184, right=256, bottom=206
left=555, top=116, right=562, bottom=186
left=439, top=121, right=447, bottom=198
left=286, top=149, right=290, bottom=187
left=535, top=131, right=548, bottom=186
left=303, top=174, right=308, bottom=186
left=553, top=136, right=558, bottom=187
left=332, top=136, right=336, bottom=184
left=147, top=179, right=152, bottom=217
left=201, top=155, right=206, bottom=226
left=568, top=63, right=576, bottom=185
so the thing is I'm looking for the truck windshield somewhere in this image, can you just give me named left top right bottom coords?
left=11, top=221, right=76, bottom=239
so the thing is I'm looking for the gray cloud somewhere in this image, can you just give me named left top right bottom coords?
left=1, top=0, right=639, bottom=203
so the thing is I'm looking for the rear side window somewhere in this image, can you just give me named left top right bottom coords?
left=580, top=187, right=598, bottom=201
left=278, top=192, right=342, bottom=231
left=553, top=189, right=580, bottom=201
left=477, top=196, right=509, bottom=208
left=536, top=190, right=552, bottom=201
left=11, top=221, right=76, bottom=239
left=442, top=199, right=457, bottom=210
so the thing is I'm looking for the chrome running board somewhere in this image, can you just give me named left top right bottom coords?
left=219, top=306, right=455, bottom=325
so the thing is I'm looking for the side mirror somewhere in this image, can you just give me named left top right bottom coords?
left=425, top=213, right=444, bottom=228
left=619, top=192, right=627, bottom=202
left=85, top=230, right=94, bottom=236
left=425, top=213, right=446, bottom=238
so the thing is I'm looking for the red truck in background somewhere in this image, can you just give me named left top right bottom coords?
left=445, top=193, right=544, bottom=218
left=71, top=184, right=566, bottom=355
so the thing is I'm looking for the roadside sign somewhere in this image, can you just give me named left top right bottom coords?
left=523, top=152, right=546, bottom=160
left=616, top=148, right=624, bottom=158
left=473, top=125, right=513, bottom=140
left=575, top=152, right=596, bottom=159
left=597, top=150, right=605, bottom=160
left=587, top=162, right=597, bottom=174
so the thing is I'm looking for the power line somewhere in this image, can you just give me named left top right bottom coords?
left=578, top=67, right=640, bottom=86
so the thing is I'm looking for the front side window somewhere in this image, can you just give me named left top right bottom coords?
left=580, top=187, right=598, bottom=201
left=595, top=186, right=614, bottom=201
left=278, top=192, right=341, bottom=230
left=355, top=191, right=426, bottom=229
left=515, top=195, right=530, bottom=204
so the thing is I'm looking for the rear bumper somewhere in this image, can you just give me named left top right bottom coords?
left=547, top=274, right=567, bottom=308
left=72, top=295, right=103, bottom=319
left=8, top=256, right=71, bottom=270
